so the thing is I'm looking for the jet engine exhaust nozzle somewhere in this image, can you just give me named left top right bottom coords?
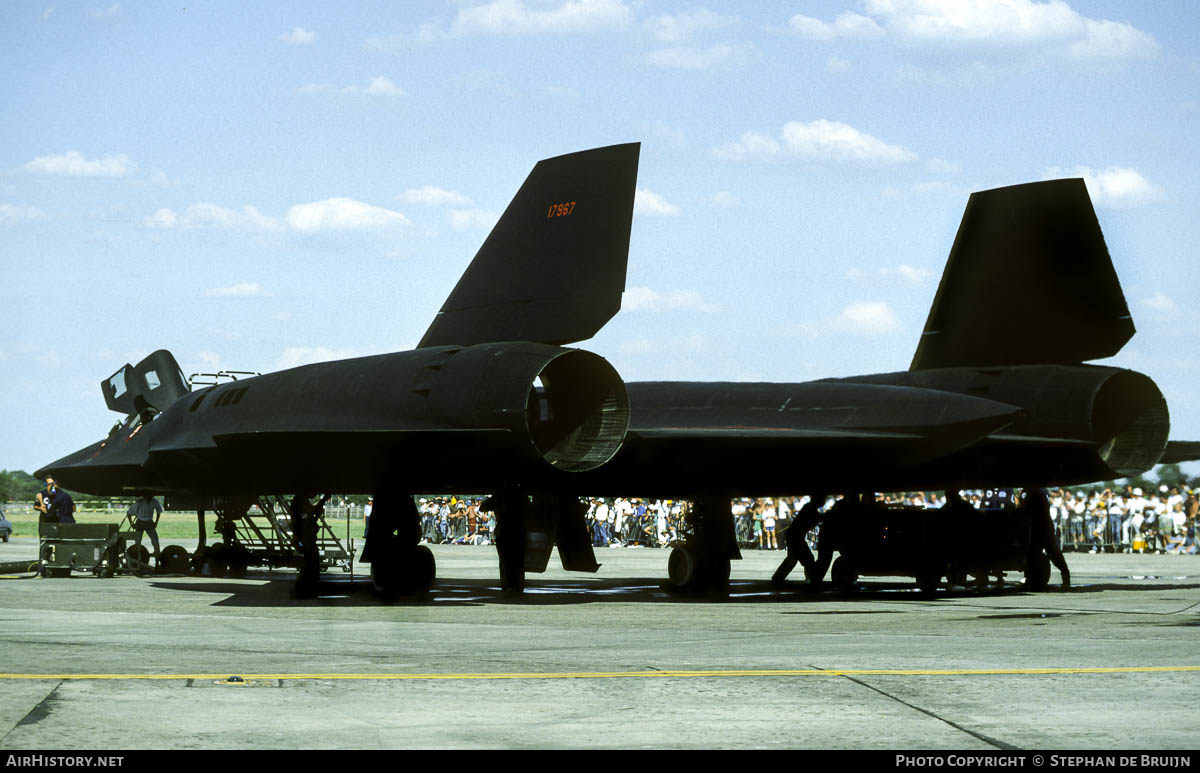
left=1093, top=370, right=1170, bottom=479
left=526, top=349, right=630, bottom=472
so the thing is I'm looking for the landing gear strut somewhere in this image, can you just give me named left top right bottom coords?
left=363, top=490, right=435, bottom=598
left=484, top=489, right=528, bottom=594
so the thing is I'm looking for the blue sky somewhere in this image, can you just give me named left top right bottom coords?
left=2, top=0, right=1198, bottom=479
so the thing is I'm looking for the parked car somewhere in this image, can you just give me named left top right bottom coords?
left=0, top=510, right=12, bottom=542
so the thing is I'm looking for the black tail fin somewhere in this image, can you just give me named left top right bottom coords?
left=418, top=143, right=640, bottom=349
left=911, top=178, right=1134, bottom=370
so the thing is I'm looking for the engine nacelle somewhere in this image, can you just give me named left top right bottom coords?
left=417, top=342, right=630, bottom=472
left=847, top=364, right=1170, bottom=480
left=1089, top=369, right=1170, bottom=478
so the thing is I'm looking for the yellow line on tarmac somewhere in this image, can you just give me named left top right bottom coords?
left=1, top=666, right=1199, bottom=681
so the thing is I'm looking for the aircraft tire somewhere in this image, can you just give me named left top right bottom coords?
left=406, top=545, right=436, bottom=592
left=126, top=544, right=151, bottom=575
left=1024, top=552, right=1051, bottom=591
left=667, top=545, right=698, bottom=590
left=160, top=545, right=190, bottom=575
left=831, top=556, right=857, bottom=592
left=372, top=543, right=435, bottom=598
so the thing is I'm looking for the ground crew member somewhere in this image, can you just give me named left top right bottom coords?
left=771, top=493, right=825, bottom=587
left=1023, top=486, right=1071, bottom=590
left=290, top=492, right=323, bottom=597
left=128, top=493, right=163, bottom=574
left=45, top=479, right=76, bottom=524
left=35, top=486, right=51, bottom=523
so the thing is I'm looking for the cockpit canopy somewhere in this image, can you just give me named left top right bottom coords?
left=102, top=349, right=190, bottom=418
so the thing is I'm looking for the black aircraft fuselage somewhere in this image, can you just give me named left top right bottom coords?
left=44, top=357, right=1167, bottom=502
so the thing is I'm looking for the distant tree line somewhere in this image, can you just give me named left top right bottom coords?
left=0, top=470, right=46, bottom=503
left=0, top=470, right=93, bottom=505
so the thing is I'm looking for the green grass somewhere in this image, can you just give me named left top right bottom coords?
left=3, top=507, right=367, bottom=544
left=4, top=510, right=205, bottom=542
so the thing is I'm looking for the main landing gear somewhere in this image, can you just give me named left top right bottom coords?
left=362, top=490, right=435, bottom=599
left=666, top=496, right=741, bottom=594
left=482, top=490, right=602, bottom=595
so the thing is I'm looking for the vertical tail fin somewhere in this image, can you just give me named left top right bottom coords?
left=911, top=178, right=1134, bottom=370
left=418, top=143, right=640, bottom=349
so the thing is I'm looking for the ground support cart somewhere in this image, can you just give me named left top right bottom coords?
left=38, top=522, right=123, bottom=578
left=823, top=505, right=951, bottom=596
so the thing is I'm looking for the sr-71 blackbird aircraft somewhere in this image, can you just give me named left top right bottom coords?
left=38, top=142, right=1194, bottom=594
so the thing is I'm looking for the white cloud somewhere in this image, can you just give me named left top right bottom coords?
left=363, top=76, right=406, bottom=96
left=634, top=188, right=681, bottom=217
left=0, top=204, right=48, bottom=225
left=847, top=265, right=934, bottom=286
left=623, top=286, right=718, bottom=313
left=147, top=198, right=409, bottom=234
left=297, top=76, right=405, bottom=97
left=789, top=11, right=883, bottom=40
left=274, top=347, right=362, bottom=371
left=25, top=150, right=135, bottom=177
left=1045, top=166, right=1163, bottom=208
left=206, top=283, right=273, bottom=298
left=449, top=0, right=632, bottom=37
left=280, top=27, right=316, bottom=45
left=144, top=203, right=278, bottom=231
left=714, top=120, right=917, bottom=164
left=1068, top=18, right=1159, bottom=61
left=1143, top=291, right=1175, bottom=313
left=286, top=198, right=409, bottom=232
left=858, top=0, right=1158, bottom=63
left=645, top=9, right=735, bottom=42
left=448, top=208, right=499, bottom=232
left=399, top=186, right=473, bottom=207
left=833, top=301, right=901, bottom=335
left=647, top=42, right=754, bottom=70
left=88, top=4, right=119, bottom=18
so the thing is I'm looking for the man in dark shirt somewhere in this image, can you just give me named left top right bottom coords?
left=1023, top=487, right=1071, bottom=590
left=45, top=480, right=76, bottom=524
left=771, top=493, right=825, bottom=587
left=128, top=494, right=163, bottom=573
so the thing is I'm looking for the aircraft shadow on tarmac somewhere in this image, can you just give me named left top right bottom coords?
left=141, top=574, right=1200, bottom=608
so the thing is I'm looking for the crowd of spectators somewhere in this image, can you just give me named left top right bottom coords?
left=413, top=484, right=1200, bottom=556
